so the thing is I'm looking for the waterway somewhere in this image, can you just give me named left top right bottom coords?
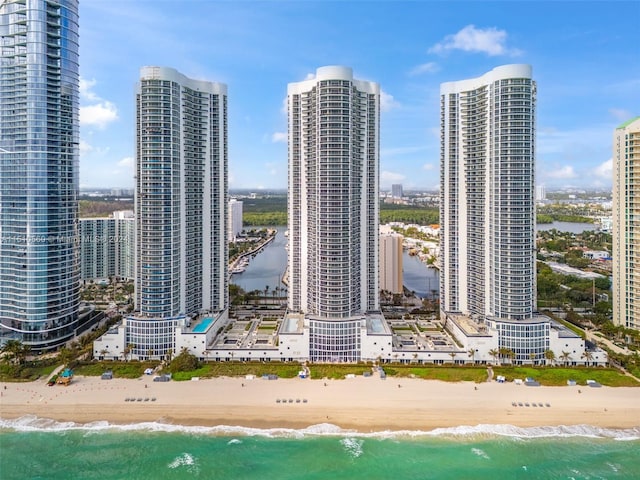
left=536, top=221, right=597, bottom=234
left=230, top=227, right=439, bottom=299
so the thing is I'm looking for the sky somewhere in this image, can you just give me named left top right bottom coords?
left=78, top=0, right=640, bottom=191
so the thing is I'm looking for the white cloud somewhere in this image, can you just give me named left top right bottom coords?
left=272, top=132, right=287, bottom=143
left=304, top=72, right=315, bottom=80
left=593, top=158, right=612, bottom=179
left=429, top=25, right=520, bottom=56
left=79, top=77, right=100, bottom=101
left=78, top=76, right=119, bottom=129
left=423, top=163, right=436, bottom=171
left=380, top=170, right=405, bottom=184
left=545, top=165, right=577, bottom=180
left=79, top=139, right=93, bottom=154
left=80, top=102, right=119, bottom=129
left=380, top=90, right=400, bottom=112
left=409, top=62, right=439, bottom=76
left=117, top=156, right=134, bottom=168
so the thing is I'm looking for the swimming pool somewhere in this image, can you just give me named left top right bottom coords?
left=192, top=317, right=214, bottom=333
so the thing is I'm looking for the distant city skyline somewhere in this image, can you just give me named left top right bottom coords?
left=78, top=1, right=639, bottom=191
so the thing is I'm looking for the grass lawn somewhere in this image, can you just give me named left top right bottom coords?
left=171, top=362, right=304, bottom=381
left=73, top=361, right=160, bottom=379
left=491, top=366, right=638, bottom=387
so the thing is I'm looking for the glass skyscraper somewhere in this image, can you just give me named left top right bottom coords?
left=287, top=66, right=380, bottom=362
left=0, top=0, right=80, bottom=350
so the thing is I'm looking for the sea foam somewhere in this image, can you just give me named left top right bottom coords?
left=1, top=415, right=638, bottom=441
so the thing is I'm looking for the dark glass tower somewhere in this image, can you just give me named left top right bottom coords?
left=0, top=0, right=80, bottom=349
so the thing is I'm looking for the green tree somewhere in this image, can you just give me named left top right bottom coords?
left=544, top=349, right=556, bottom=366
left=560, top=351, right=572, bottom=366
left=488, top=348, right=500, bottom=365
left=168, top=348, right=200, bottom=373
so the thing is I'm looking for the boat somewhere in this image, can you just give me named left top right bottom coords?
left=231, top=258, right=249, bottom=274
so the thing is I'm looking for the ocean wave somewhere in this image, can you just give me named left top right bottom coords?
left=1, top=416, right=639, bottom=441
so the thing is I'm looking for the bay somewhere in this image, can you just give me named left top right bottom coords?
left=231, top=227, right=439, bottom=300
left=537, top=221, right=597, bottom=234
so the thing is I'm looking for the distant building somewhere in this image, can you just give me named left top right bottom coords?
left=380, top=233, right=403, bottom=294
left=613, top=116, right=640, bottom=331
left=228, top=198, right=243, bottom=242
left=80, top=211, right=134, bottom=281
left=391, top=184, right=404, bottom=199
left=536, top=185, right=546, bottom=202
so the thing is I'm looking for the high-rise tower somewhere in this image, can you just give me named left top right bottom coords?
left=287, top=66, right=380, bottom=362
left=440, top=65, right=545, bottom=362
left=0, top=0, right=80, bottom=350
left=129, top=66, right=228, bottom=358
left=613, top=117, right=640, bottom=331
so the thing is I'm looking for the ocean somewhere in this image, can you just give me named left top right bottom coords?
left=1, top=418, right=639, bottom=479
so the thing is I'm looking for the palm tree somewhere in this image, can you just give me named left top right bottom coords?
left=467, top=348, right=476, bottom=365
left=449, top=351, right=457, bottom=364
left=560, top=351, right=572, bottom=366
left=544, top=349, right=556, bottom=366
left=581, top=350, right=594, bottom=366
left=498, top=347, right=510, bottom=365
left=488, top=348, right=500, bottom=365
left=99, top=348, right=109, bottom=360
left=1, top=339, right=24, bottom=365
left=529, top=352, right=537, bottom=365
left=123, top=343, right=135, bottom=362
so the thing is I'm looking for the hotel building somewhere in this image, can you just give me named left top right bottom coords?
left=0, top=0, right=80, bottom=350
left=286, top=66, right=388, bottom=362
left=613, top=117, right=640, bottom=331
left=95, top=67, right=228, bottom=360
left=439, top=64, right=587, bottom=363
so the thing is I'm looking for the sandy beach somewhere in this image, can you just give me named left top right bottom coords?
left=1, top=375, right=638, bottom=432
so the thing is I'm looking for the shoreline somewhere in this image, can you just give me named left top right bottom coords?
left=1, top=376, right=639, bottom=432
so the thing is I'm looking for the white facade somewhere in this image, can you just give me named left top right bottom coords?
left=80, top=211, right=134, bottom=281
left=379, top=233, right=403, bottom=294
left=110, top=66, right=229, bottom=359
left=287, top=66, right=381, bottom=362
left=439, top=65, right=567, bottom=364
left=228, top=198, right=243, bottom=242
left=613, top=117, right=640, bottom=331
left=440, top=64, right=537, bottom=321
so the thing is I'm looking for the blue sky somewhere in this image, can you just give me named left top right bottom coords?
left=78, top=0, right=640, bottom=191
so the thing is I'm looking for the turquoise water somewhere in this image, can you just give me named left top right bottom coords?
left=192, top=317, right=214, bottom=333
left=1, top=419, right=639, bottom=479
